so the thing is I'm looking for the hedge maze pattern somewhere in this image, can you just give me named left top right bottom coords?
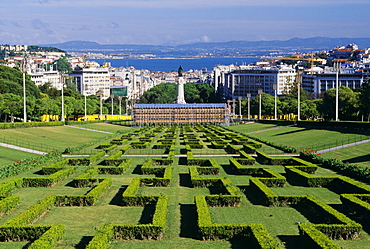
left=0, top=125, right=369, bottom=248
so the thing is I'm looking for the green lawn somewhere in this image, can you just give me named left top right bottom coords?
left=0, top=125, right=369, bottom=248
left=0, top=125, right=117, bottom=153
left=0, top=147, right=36, bottom=167
left=230, top=124, right=370, bottom=152
left=321, top=142, right=370, bottom=168
left=71, top=122, right=134, bottom=133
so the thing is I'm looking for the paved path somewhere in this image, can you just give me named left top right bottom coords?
left=64, top=125, right=114, bottom=134
left=0, top=142, right=46, bottom=155
left=317, top=139, right=370, bottom=154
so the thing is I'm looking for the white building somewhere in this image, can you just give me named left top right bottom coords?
left=214, top=64, right=296, bottom=99
left=301, top=67, right=365, bottom=97
left=28, top=70, right=63, bottom=90
left=70, top=67, right=111, bottom=99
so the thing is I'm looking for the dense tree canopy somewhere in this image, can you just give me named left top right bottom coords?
left=138, top=82, right=220, bottom=104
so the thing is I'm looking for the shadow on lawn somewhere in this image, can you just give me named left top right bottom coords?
left=109, top=185, right=127, bottom=206
left=132, top=164, right=142, bottom=174
left=179, top=173, right=192, bottom=187
left=180, top=204, right=199, bottom=239
left=75, top=236, right=94, bottom=249
left=139, top=204, right=156, bottom=224
left=346, top=154, right=370, bottom=164
left=330, top=203, right=370, bottom=235
left=271, top=128, right=307, bottom=137
left=277, top=235, right=303, bottom=249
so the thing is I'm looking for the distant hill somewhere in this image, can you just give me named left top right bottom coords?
left=40, top=37, right=370, bottom=56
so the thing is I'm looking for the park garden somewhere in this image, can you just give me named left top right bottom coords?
left=0, top=122, right=369, bottom=248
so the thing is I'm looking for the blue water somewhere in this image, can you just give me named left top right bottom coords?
left=93, top=57, right=259, bottom=72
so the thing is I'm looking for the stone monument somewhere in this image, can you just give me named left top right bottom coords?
left=176, top=65, right=186, bottom=104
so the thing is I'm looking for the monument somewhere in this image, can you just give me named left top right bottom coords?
left=176, top=65, right=186, bottom=104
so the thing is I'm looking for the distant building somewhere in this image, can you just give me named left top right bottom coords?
left=29, top=70, right=62, bottom=90
left=301, top=67, right=365, bottom=97
left=70, top=67, right=111, bottom=99
left=213, top=64, right=296, bottom=99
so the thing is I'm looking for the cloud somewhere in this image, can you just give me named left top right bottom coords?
left=31, top=19, right=49, bottom=30
left=34, top=0, right=60, bottom=4
left=108, top=22, right=120, bottom=29
left=79, top=25, right=90, bottom=31
left=201, top=35, right=211, bottom=43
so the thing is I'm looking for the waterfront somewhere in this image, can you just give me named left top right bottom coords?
left=93, top=57, right=260, bottom=72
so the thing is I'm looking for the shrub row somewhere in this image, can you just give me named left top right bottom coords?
left=340, top=194, right=370, bottom=221
left=285, top=167, right=336, bottom=187
left=238, top=150, right=256, bottom=163
left=298, top=224, right=340, bottom=249
left=68, top=151, right=106, bottom=166
left=0, top=177, right=23, bottom=195
left=41, top=159, right=69, bottom=174
left=194, top=195, right=280, bottom=248
left=22, top=167, right=75, bottom=187
left=97, top=158, right=132, bottom=175
left=248, top=179, right=362, bottom=240
left=0, top=121, right=64, bottom=129
left=300, top=152, right=370, bottom=183
left=285, top=167, right=370, bottom=192
left=0, top=196, right=20, bottom=217
left=2, top=151, right=62, bottom=180
left=4, top=195, right=55, bottom=226
left=55, top=178, right=112, bottom=206
left=27, top=224, right=65, bottom=249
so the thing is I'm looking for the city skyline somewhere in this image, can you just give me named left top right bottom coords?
left=1, top=0, right=370, bottom=46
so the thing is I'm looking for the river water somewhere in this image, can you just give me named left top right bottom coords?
left=93, top=57, right=259, bottom=72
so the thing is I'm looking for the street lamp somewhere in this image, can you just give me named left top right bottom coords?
left=125, top=98, right=128, bottom=115
left=238, top=96, right=242, bottom=119
left=232, top=98, right=236, bottom=116
left=61, top=75, right=65, bottom=122
left=22, top=61, right=27, bottom=123
left=296, top=72, right=302, bottom=121
left=247, top=93, right=251, bottom=120
left=96, top=90, right=104, bottom=120
left=334, top=61, right=340, bottom=121
left=273, top=84, right=277, bottom=120
left=258, top=88, right=263, bottom=120
left=118, top=96, right=122, bottom=118
left=110, top=94, right=114, bottom=118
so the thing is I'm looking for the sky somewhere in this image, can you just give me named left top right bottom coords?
left=1, top=0, right=370, bottom=46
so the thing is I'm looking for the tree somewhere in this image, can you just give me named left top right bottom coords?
left=359, top=81, right=370, bottom=120
left=1, top=93, right=22, bottom=122
left=319, top=86, right=360, bottom=120
left=0, top=65, right=41, bottom=99
left=249, top=93, right=277, bottom=117
left=55, top=57, right=72, bottom=73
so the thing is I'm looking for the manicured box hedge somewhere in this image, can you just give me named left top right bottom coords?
left=194, top=195, right=280, bottom=248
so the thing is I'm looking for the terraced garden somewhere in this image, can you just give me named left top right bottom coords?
left=0, top=123, right=369, bottom=248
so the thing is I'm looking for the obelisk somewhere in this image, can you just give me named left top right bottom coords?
left=177, top=65, right=186, bottom=104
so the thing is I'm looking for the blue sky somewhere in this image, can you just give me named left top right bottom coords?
left=1, top=0, right=369, bottom=45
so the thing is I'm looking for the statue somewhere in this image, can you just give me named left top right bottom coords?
left=178, top=65, right=183, bottom=77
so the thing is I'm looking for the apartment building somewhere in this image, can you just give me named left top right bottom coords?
left=213, top=64, right=296, bottom=99
left=29, top=70, right=63, bottom=90
left=301, top=67, right=365, bottom=97
left=70, top=67, right=111, bottom=99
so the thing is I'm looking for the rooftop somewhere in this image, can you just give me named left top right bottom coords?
left=134, top=103, right=226, bottom=109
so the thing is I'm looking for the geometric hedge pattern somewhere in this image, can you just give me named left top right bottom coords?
left=0, top=125, right=369, bottom=248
